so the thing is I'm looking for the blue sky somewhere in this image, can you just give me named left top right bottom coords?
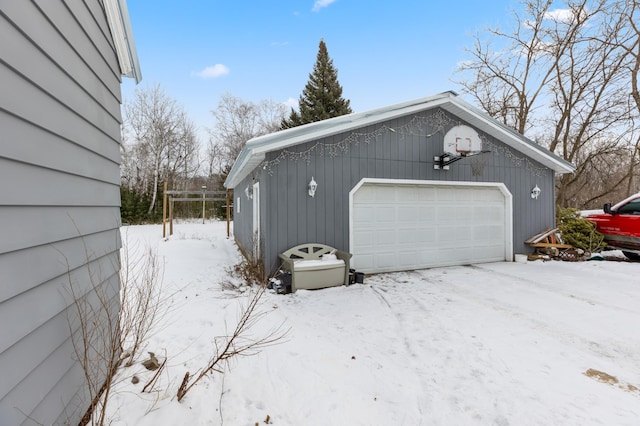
left=122, top=0, right=520, bottom=140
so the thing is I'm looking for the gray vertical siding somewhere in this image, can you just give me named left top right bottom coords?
left=233, top=175, right=257, bottom=263
left=0, top=1, right=124, bottom=425
left=258, top=110, right=556, bottom=275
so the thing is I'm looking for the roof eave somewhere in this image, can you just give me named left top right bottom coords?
left=224, top=92, right=575, bottom=188
left=104, top=0, right=142, bottom=84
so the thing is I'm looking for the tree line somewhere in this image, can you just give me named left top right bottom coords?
left=121, top=1, right=640, bottom=223
left=120, top=39, right=350, bottom=223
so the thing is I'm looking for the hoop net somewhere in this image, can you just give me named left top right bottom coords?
left=470, top=153, right=488, bottom=176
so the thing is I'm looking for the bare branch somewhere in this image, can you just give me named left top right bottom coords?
left=176, top=286, right=289, bottom=402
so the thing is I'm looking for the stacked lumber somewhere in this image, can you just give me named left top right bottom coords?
left=525, top=228, right=571, bottom=249
left=525, top=228, right=584, bottom=261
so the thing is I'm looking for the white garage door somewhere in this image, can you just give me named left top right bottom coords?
left=351, top=180, right=512, bottom=273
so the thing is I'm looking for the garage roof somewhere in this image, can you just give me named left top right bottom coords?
left=224, top=91, right=575, bottom=188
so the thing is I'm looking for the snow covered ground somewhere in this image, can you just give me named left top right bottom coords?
left=108, top=221, right=640, bottom=426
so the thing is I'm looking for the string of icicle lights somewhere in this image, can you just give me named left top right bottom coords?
left=260, top=108, right=547, bottom=177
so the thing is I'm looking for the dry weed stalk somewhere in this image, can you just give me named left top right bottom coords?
left=60, top=230, right=164, bottom=426
left=119, top=240, right=165, bottom=366
left=142, top=355, right=167, bottom=393
left=63, top=252, right=124, bottom=426
left=176, top=285, right=289, bottom=401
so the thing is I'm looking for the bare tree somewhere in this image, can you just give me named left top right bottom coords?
left=208, top=93, right=287, bottom=176
left=621, top=1, right=640, bottom=197
left=546, top=1, right=634, bottom=206
left=456, top=0, right=640, bottom=208
left=455, top=0, right=594, bottom=134
left=123, top=84, right=200, bottom=213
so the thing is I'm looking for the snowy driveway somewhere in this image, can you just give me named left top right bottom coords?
left=227, top=260, right=640, bottom=425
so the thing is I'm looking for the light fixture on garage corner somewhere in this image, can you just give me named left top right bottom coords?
left=308, top=177, right=318, bottom=197
left=531, top=185, right=541, bottom=200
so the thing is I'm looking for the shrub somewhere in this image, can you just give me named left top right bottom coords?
left=556, top=207, right=606, bottom=252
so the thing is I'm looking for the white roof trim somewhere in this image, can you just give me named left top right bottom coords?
left=104, top=0, right=142, bottom=83
left=224, top=92, right=575, bottom=188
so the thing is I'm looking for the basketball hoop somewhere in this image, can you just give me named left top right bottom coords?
left=443, top=125, right=482, bottom=155
left=435, top=125, right=489, bottom=171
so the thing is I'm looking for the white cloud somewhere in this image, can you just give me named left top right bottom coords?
left=194, top=64, right=229, bottom=79
left=284, top=97, right=298, bottom=110
left=312, top=0, right=336, bottom=12
left=544, top=8, right=574, bottom=22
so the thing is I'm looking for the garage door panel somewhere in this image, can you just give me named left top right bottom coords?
left=473, top=225, right=504, bottom=241
left=374, top=253, right=399, bottom=269
left=438, top=247, right=472, bottom=264
left=417, top=228, right=437, bottom=242
left=417, top=248, right=442, bottom=265
left=417, top=187, right=437, bottom=201
left=398, top=227, right=437, bottom=243
left=436, top=188, right=456, bottom=201
left=353, top=207, right=376, bottom=223
left=356, top=185, right=378, bottom=202
left=397, top=251, right=419, bottom=268
left=436, top=206, right=456, bottom=223
left=375, top=229, right=396, bottom=245
left=353, top=230, right=374, bottom=247
left=356, top=254, right=375, bottom=270
left=475, top=205, right=504, bottom=219
left=480, top=189, right=505, bottom=202
left=438, top=226, right=471, bottom=245
left=397, top=229, right=418, bottom=243
left=352, top=182, right=509, bottom=273
left=375, top=206, right=395, bottom=222
left=477, top=244, right=505, bottom=260
left=418, top=206, right=436, bottom=220
left=453, top=188, right=475, bottom=200
left=374, top=186, right=397, bottom=201
left=398, top=206, right=419, bottom=222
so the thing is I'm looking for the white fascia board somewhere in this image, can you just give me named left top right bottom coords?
left=224, top=152, right=258, bottom=189
left=104, top=0, right=142, bottom=83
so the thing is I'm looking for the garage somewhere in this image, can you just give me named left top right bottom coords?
left=226, top=93, right=575, bottom=279
left=350, top=179, right=513, bottom=274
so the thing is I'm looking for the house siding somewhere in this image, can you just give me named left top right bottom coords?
left=233, top=175, right=257, bottom=262
left=259, top=110, right=555, bottom=274
left=0, top=1, right=124, bottom=425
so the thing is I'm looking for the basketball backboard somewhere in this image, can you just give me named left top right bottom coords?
left=443, top=125, right=482, bottom=155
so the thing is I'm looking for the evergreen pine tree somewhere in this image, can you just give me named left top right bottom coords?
left=281, top=39, right=352, bottom=129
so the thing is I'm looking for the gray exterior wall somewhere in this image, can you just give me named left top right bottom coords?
left=234, top=109, right=556, bottom=275
left=233, top=175, right=257, bottom=260
left=0, top=2, right=124, bottom=424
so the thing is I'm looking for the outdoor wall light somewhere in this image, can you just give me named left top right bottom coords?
left=308, top=177, right=318, bottom=197
left=531, top=185, right=541, bottom=200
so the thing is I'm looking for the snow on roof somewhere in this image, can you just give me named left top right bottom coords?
left=224, top=91, right=575, bottom=188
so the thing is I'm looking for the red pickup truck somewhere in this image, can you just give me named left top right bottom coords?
left=585, top=192, right=640, bottom=260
